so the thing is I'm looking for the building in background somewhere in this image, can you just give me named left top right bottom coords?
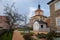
left=48, top=0, right=60, bottom=33
left=0, top=16, right=9, bottom=30
left=28, top=4, right=50, bottom=34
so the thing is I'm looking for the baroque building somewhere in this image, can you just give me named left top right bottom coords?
left=29, top=0, right=60, bottom=34
left=29, top=4, right=50, bottom=34
left=30, top=5, right=48, bottom=27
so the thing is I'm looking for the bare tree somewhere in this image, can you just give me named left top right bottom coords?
left=22, top=14, right=31, bottom=33
left=4, top=3, right=24, bottom=31
left=23, top=14, right=28, bottom=26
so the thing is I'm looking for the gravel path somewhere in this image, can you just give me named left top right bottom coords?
left=12, top=30, right=24, bottom=40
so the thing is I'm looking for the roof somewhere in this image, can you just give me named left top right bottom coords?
left=47, top=0, right=54, bottom=4
left=36, top=20, right=47, bottom=24
left=32, top=15, right=47, bottom=18
left=35, top=9, right=43, bottom=12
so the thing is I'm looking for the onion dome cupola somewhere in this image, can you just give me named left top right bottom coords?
left=35, top=4, right=43, bottom=16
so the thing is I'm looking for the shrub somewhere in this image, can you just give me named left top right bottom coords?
left=0, top=31, right=13, bottom=40
left=47, top=31, right=56, bottom=40
left=36, top=33, right=47, bottom=39
left=23, top=33, right=32, bottom=40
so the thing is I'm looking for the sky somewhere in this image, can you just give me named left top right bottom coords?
left=0, top=0, right=51, bottom=19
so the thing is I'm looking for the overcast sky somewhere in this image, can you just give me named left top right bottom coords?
left=0, top=0, right=51, bottom=18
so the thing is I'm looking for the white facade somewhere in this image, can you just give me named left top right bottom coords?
left=33, top=21, right=39, bottom=31
left=33, top=21, right=50, bottom=32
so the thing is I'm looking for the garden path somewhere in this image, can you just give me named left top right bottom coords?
left=12, top=30, right=24, bottom=40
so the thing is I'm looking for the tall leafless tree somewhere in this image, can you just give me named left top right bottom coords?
left=4, top=3, right=24, bottom=31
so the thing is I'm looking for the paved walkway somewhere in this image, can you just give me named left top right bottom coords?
left=12, top=30, right=24, bottom=40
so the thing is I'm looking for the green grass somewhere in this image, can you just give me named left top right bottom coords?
left=0, top=31, right=13, bottom=40
left=21, top=31, right=34, bottom=35
left=18, top=27, right=33, bottom=31
left=18, top=28, right=26, bottom=31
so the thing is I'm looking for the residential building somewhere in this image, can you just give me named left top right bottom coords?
left=0, top=16, right=9, bottom=30
left=48, top=0, right=60, bottom=33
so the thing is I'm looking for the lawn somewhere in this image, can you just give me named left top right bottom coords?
left=0, top=31, right=13, bottom=40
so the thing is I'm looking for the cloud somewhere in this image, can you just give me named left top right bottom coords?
left=0, top=0, right=50, bottom=17
left=12, top=0, right=17, bottom=2
left=0, top=3, right=5, bottom=16
left=28, top=7, right=37, bottom=18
